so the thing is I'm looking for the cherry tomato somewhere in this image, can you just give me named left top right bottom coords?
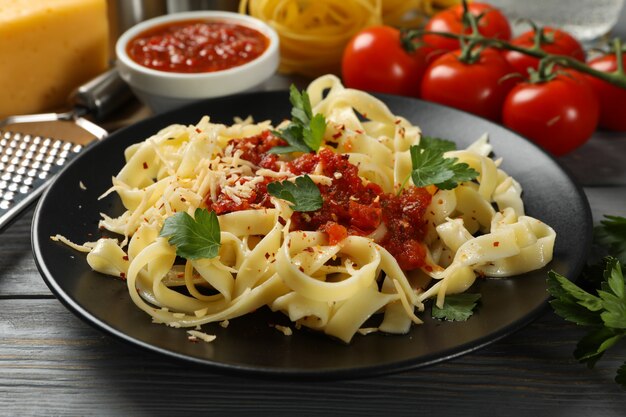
left=420, top=48, right=517, bottom=121
left=503, top=27, right=585, bottom=75
left=586, top=53, right=626, bottom=131
left=423, top=2, right=511, bottom=52
left=342, top=26, right=429, bottom=97
left=502, top=71, right=599, bottom=156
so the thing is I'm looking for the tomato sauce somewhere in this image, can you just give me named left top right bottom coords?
left=126, top=20, right=269, bottom=73
left=208, top=132, right=432, bottom=270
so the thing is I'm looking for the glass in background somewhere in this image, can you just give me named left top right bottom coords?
left=166, top=0, right=238, bottom=13
left=488, top=0, right=626, bottom=43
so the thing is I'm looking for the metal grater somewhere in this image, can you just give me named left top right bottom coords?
left=0, top=131, right=83, bottom=225
left=0, top=69, right=133, bottom=231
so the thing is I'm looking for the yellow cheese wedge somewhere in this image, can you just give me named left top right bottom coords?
left=0, top=0, right=109, bottom=118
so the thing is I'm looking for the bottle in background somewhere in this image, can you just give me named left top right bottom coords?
left=488, top=0, right=625, bottom=42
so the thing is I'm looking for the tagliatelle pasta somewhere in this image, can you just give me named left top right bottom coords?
left=54, top=75, right=556, bottom=343
left=238, top=0, right=461, bottom=76
left=239, top=0, right=382, bottom=76
left=382, top=0, right=460, bottom=27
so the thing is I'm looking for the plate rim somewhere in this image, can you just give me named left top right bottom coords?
left=31, top=90, right=593, bottom=380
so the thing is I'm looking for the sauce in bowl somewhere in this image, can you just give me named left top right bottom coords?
left=126, top=19, right=270, bottom=73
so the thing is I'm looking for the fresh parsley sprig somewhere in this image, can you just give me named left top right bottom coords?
left=269, top=85, right=326, bottom=154
left=159, top=208, right=221, bottom=260
left=267, top=174, right=323, bottom=212
left=547, top=214, right=626, bottom=388
left=400, top=136, right=479, bottom=193
left=548, top=258, right=626, bottom=384
left=595, top=215, right=626, bottom=265
left=548, top=256, right=626, bottom=388
left=432, top=293, right=482, bottom=321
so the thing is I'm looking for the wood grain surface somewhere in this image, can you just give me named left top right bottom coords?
left=3, top=14, right=626, bottom=416
left=0, top=132, right=624, bottom=417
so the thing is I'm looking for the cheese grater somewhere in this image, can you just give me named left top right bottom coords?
left=0, top=69, right=133, bottom=231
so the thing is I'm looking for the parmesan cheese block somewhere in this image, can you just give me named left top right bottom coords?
left=0, top=0, right=109, bottom=118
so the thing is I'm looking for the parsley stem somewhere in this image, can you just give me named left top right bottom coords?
left=397, top=173, right=411, bottom=196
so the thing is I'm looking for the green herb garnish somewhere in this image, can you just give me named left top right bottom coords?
left=595, top=215, right=626, bottom=265
left=269, top=85, right=326, bottom=154
left=431, top=293, right=482, bottom=321
left=418, top=136, right=457, bottom=153
left=267, top=174, right=323, bottom=212
left=408, top=136, right=479, bottom=190
left=159, top=208, right=221, bottom=260
left=548, top=256, right=626, bottom=388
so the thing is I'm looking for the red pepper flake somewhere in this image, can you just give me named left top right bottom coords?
left=438, top=199, right=444, bottom=205
left=264, top=252, right=270, bottom=259
left=143, top=162, right=148, bottom=169
left=195, top=128, right=202, bottom=133
left=332, top=131, right=342, bottom=139
left=181, top=197, right=186, bottom=202
left=493, top=241, right=500, bottom=247
left=122, top=255, right=129, bottom=261
left=119, top=272, right=127, bottom=280
left=355, top=129, right=364, bottom=134
left=298, top=266, right=305, bottom=272
left=395, top=119, right=402, bottom=125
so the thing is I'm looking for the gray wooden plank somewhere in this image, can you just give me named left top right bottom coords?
left=559, top=133, right=626, bottom=187
left=0, top=299, right=624, bottom=417
left=585, top=186, right=626, bottom=222
left=0, top=206, right=51, bottom=297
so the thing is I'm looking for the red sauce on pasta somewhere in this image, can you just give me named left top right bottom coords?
left=209, top=132, right=432, bottom=270
left=126, top=20, right=269, bottom=73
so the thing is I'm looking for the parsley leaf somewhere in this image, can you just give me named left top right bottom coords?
left=419, top=135, right=457, bottom=153
left=595, top=215, right=626, bottom=265
left=431, top=293, right=481, bottom=321
left=269, top=85, right=326, bottom=154
left=159, top=208, right=221, bottom=260
left=267, top=174, right=323, bottom=212
left=574, top=327, right=623, bottom=368
left=548, top=256, right=626, bottom=388
left=408, top=137, right=478, bottom=190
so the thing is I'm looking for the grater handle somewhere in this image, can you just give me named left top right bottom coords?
left=70, top=68, right=134, bottom=121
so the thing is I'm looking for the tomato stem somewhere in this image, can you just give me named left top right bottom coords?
left=405, top=29, right=626, bottom=89
left=457, top=0, right=484, bottom=63
left=614, top=38, right=624, bottom=75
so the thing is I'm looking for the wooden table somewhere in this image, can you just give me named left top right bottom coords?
left=3, top=22, right=626, bottom=417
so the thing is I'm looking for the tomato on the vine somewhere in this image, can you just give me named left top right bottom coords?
left=503, top=27, right=585, bottom=75
left=420, top=48, right=517, bottom=121
left=423, top=2, right=511, bottom=52
left=585, top=53, right=626, bottom=131
left=502, top=71, right=599, bottom=156
left=342, top=26, right=429, bottom=97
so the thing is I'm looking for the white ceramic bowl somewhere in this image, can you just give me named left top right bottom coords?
left=115, top=11, right=280, bottom=113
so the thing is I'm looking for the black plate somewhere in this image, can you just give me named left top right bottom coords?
left=32, top=91, right=592, bottom=379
